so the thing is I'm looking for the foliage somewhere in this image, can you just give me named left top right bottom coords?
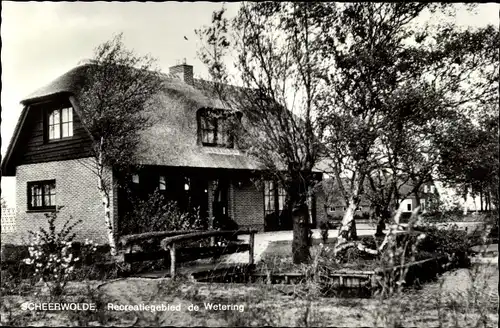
left=77, top=33, right=164, bottom=255
left=415, top=225, right=471, bottom=267
left=78, top=33, right=163, bottom=175
left=317, top=3, right=498, bottom=242
left=22, top=210, right=96, bottom=297
left=120, top=189, right=208, bottom=236
left=436, top=111, right=499, bottom=210
left=67, top=285, right=110, bottom=326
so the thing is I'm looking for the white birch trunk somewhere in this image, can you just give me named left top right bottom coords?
left=337, top=198, right=357, bottom=245
left=96, top=140, right=117, bottom=256
left=463, top=192, right=468, bottom=215
left=97, top=175, right=117, bottom=256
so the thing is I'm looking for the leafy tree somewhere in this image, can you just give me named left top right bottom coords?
left=197, top=3, right=328, bottom=263
left=77, top=34, right=163, bottom=255
left=317, top=3, right=498, bottom=244
left=437, top=110, right=499, bottom=211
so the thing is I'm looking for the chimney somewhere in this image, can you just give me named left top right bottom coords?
left=169, top=59, right=194, bottom=86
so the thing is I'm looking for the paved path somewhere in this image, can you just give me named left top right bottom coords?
left=222, top=226, right=382, bottom=264
left=222, top=223, right=495, bottom=265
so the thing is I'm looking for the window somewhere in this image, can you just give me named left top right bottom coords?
left=423, top=185, right=428, bottom=193
left=159, top=176, right=166, bottom=190
left=200, top=115, right=216, bottom=145
left=198, top=109, right=234, bottom=148
left=264, top=181, right=286, bottom=217
left=407, top=203, right=412, bottom=211
left=132, top=174, right=140, bottom=184
left=48, top=107, right=73, bottom=140
left=27, top=180, right=56, bottom=211
left=430, top=186, right=435, bottom=193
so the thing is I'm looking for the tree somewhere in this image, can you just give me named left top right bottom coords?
left=317, top=3, right=437, bottom=245
left=197, top=3, right=328, bottom=263
left=369, top=13, right=499, bottom=226
left=317, top=3, right=498, bottom=245
left=436, top=110, right=499, bottom=211
left=77, top=34, right=163, bottom=255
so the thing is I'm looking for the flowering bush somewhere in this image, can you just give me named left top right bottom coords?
left=23, top=209, right=96, bottom=296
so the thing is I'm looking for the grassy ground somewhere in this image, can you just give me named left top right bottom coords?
left=1, top=263, right=497, bottom=327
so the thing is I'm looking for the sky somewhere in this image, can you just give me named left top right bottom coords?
left=1, top=2, right=499, bottom=207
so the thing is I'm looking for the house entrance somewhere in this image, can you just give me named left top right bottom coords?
left=212, top=178, right=229, bottom=219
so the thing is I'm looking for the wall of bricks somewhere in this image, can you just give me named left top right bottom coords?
left=315, top=190, right=327, bottom=225
left=231, top=180, right=265, bottom=231
left=4, top=158, right=116, bottom=245
left=1, top=208, right=17, bottom=233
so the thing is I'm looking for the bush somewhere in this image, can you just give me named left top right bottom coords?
left=421, top=210, right=465, bottom=223
left=120, top=189, right=208, bottom=235
left=22, top=209, right=97, bottom=297
left=414, top=225, right=471, bottom=267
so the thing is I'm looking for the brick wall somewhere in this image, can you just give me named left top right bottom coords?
left=315, top=189, right=327, bottom=225
left=1, top=208, right=17, bottom=233
left=4, top=158, right=116, bottom=245
left=232, top=180, right=265, bottom=231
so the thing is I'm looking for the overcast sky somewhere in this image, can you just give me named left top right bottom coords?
left=1, top=2, right=498, bottom=207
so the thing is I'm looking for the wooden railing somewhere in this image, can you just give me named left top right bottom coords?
left=119, top=230, right=204, bottom=252
left=161, top=229, right=257, bottom=278
left=118, top=229, right=257, bottom=278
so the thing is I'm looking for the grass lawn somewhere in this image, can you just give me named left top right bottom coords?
left=1, top=264, right=497, bottom=327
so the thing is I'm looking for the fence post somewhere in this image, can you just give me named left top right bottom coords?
left=249, top=232, right=255, bottom=266
left=169, top=243, right=176, bottom=279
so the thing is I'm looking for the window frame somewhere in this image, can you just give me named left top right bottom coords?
left=263, top=180, right=287, bottom=218
left=27, top=180, right=56, bottom=211
left=47, top=106, right=74, bottom=141
left=198, top=108, right=235, bottom=148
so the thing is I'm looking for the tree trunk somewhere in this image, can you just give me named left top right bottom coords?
left=289, top=177, right=310, bottom=264
left=337, top=199, right=358, bottom=244
left=375, top=206, right=390, bottom=237
left=292, top=201, right=311, bottom=264
left=480, top=190, right=484, bottom=211
left=97, top=174, right=117, bottom=256
left=463, top=191, right=468, bottom=215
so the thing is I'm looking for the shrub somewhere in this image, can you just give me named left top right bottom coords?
left=22, top=209, right=96, bottom=297
left=120, top=189, right=208, bottom=235
left=415, top=225, right=470, bottom=267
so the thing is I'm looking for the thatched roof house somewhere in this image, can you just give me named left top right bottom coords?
left=1, top=62, right=327, bottom=242
left=7, top=63, right=261, bottom=172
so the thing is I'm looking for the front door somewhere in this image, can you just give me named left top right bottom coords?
left=212, top=178, right=229, bottom=219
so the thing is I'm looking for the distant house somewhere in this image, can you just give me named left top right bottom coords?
left=1, top=63, right=325, bottom=245
left=322, top=177, right=440, bottom=219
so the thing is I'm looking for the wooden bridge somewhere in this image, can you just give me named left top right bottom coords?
left=118, top=229, right=257, bottom=279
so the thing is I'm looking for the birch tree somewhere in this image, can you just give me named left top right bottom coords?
left=77, top=34, right=163, bottom=255
left=318, top=3, right=498, bottom=246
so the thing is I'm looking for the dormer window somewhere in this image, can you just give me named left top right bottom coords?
left=198, top=108, right=236, bottom=148
left=48, top=107, right=73, bottom=140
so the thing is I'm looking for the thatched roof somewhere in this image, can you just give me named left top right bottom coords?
left=18, top=64, right=262, bottom=171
